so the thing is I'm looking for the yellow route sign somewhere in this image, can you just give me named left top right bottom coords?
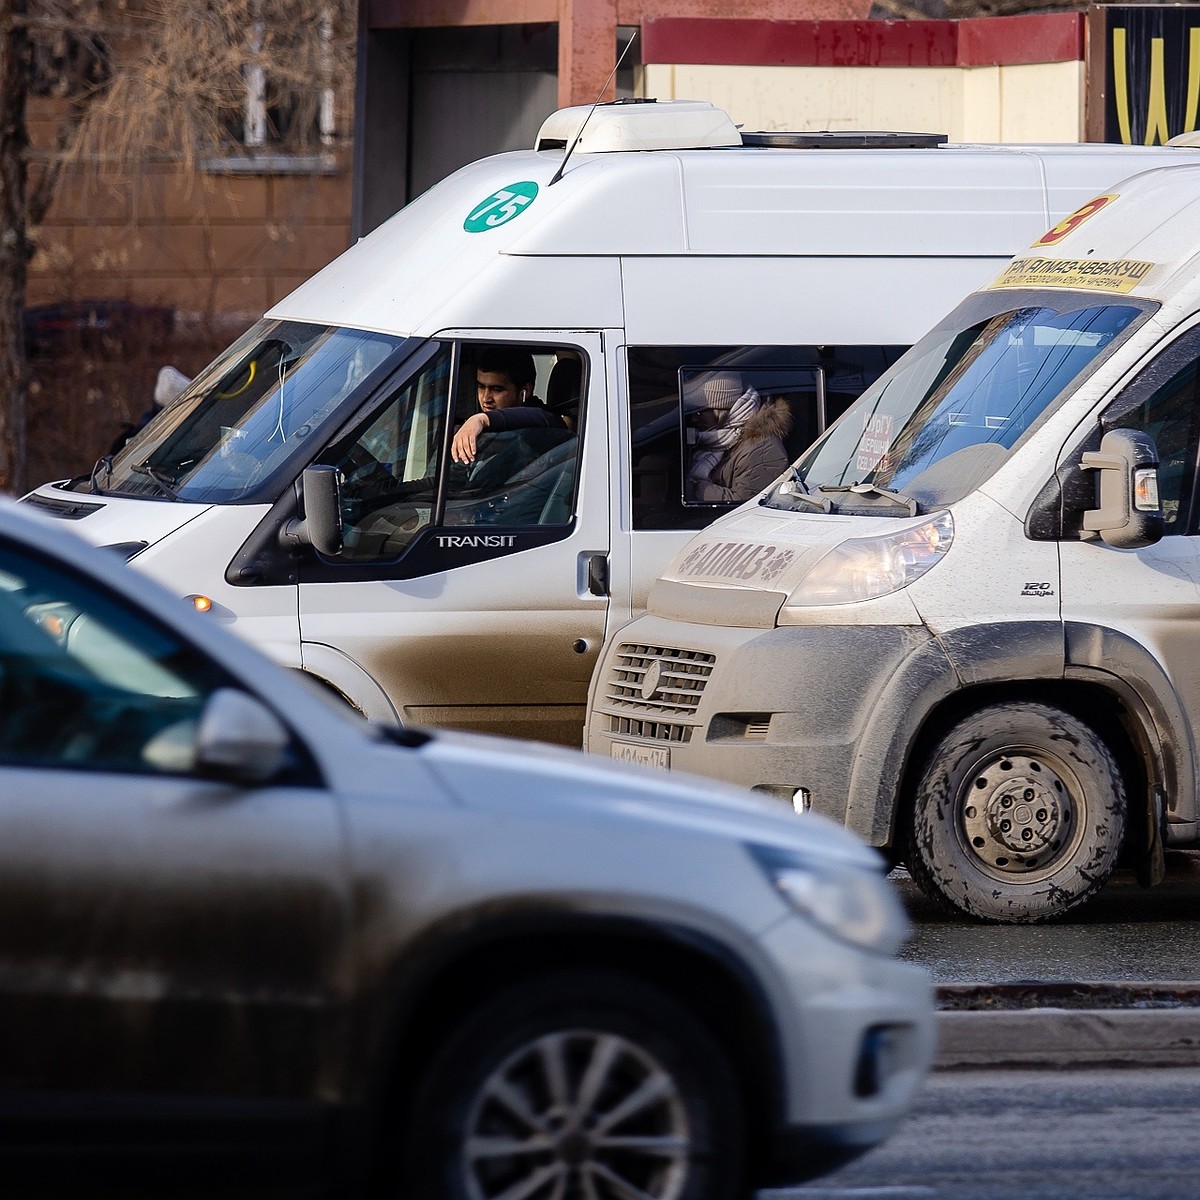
left=988, top=257, right=1154, bottom=293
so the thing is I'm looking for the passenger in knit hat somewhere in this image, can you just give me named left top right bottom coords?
left=684, top=368, right=793, bottom=504
left=701, top=372, right=742, bottom=411
left=684, top=371, right=742, bottom=413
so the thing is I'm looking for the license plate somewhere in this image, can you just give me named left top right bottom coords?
left=611, top=741, right=670, bottom=770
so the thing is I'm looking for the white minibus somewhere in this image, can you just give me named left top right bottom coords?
left=586, top=165, right=1200, bottom=923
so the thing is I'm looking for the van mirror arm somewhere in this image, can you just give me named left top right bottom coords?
left=282, top=464, right=344, bottom=557
left=1081, top=429, right=1163, bottom=550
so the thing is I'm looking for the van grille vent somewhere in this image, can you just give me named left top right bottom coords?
left=604, top=643, right=716, bottom=719
left=608, top=716, right=694, bottom=744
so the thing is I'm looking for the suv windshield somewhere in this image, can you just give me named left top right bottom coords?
left=766, top=293, right=1151, bottom=515
left=80, top=320, right=409, bottom=503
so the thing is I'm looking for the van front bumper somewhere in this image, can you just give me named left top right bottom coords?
left=587, top=613, right=955, bottom=845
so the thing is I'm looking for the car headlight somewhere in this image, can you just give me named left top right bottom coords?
left=785, top=511, right=953, bottom=606
left=748, top=843, right=910, bottom=954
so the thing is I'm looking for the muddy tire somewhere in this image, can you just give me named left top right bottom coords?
left=399, top=971, right=746, bottom=1200
left=907, top=702, right=1126, bottom=923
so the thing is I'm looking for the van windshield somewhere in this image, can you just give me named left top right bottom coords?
left=86, top=319, right=409, bottom=503
left=767, top=294, right=1150, bottom=515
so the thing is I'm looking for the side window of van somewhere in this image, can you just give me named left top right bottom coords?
left=627, top=345, right=905, bottom=530
left=443, top=345, right=582, bottom=532
left=1105, top=330, right=1200, bottom=536
left=325, top=342, right=584, bottom=563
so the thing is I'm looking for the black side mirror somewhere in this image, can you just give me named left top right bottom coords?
left=282, top=464, right=343, bottom=556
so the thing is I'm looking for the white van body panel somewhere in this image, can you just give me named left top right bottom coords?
left=46, top=493, right=213, bottom=549
left=989, top=163, right=1200, bottom=305
left=122, top=504, right=300, bottom=664
left=270, top=146, right=1200, bottom=339
left=619, top=256, right=1004, bottom=346
left=904, top=496, right=1060, bottom=635
left=48, top=498, right=303, bottom=668
left=652, top=505, right=927, bottom=631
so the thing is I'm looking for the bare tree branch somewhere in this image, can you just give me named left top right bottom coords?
left=1, top=0, right=356, bottom=493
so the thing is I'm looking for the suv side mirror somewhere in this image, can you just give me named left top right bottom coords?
left=1081, top=428, right=1163, bottom=549
left=283, top=464, right=343, bottom=557
left=194, top=689, right=291, bottom=783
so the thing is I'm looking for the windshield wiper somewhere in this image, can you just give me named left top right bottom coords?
left=131, top=462, right=181, bottom=500
left=89, top=455, right=113, bottom=494
left=761, top=467, right=833, bottom=513
left=820, top=482, right=919, bottom=516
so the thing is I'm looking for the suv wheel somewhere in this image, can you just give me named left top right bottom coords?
left=401, top=971, right=745, bottom=1200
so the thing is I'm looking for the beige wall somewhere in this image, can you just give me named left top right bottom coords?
left=641, top=60, right=1085, bottom=143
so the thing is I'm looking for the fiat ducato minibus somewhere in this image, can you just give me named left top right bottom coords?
left=586, top=166, right=1200, bottom=923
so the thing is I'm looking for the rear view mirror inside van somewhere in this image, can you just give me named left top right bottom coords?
left=1081, top=429, right=1163, bottom=550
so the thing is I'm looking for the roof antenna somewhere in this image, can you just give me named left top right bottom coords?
left=548, top=29, right=638, bottom=187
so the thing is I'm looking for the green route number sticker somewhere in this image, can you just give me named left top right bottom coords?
left=464, top=182, right=539, bottom=232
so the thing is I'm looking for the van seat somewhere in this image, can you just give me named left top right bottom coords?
left=546, top=357, right=582, bottom=430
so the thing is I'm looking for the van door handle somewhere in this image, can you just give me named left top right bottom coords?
left=586, top=553, right=609, bottom=597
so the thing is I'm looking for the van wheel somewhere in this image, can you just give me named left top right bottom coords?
left=907, top=702, right=1125, bottom=923
left=399, top=971, right=745, bottom=1200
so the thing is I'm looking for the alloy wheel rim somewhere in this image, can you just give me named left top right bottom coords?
left=462, top=1028, right=691, bottom=1200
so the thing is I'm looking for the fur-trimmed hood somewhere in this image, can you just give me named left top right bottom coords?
left=734, top=395, right=793, bottom=445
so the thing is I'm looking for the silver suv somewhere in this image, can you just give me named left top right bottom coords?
left=0, top=499, right=933, bottom=1199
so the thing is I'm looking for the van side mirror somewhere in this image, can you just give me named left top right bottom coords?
left=1081, top=429, right=1163, bottom=549
left=283, top=464, right=343, bottom=557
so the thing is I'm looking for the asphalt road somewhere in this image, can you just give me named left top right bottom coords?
left=892, top=851, right=1200, bottom=985
left=768, top=1067, right=1200, bottom=1200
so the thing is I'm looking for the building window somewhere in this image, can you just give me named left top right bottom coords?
left=203, top=5, right=340, bottom=176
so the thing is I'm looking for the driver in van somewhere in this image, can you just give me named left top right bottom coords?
left=684, top=371, right=793, bottom=504
left=450, top=347, right=566, bottom=465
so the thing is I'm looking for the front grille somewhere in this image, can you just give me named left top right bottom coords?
left=606, top=643, right=716, bottom=714
left=609, top=715, right=694, bottom=744
left=603, top=644, right=716, bottom=745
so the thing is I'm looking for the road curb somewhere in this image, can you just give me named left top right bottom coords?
left=935, top=1007, right=1200, bottom=1070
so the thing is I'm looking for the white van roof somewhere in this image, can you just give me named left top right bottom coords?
left=271, top=101, right=1200, bottom=339
left=982, top=163, right=1200, bottom=306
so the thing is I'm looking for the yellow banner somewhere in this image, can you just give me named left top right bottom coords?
left=989, top=257, right=1155, bottom=293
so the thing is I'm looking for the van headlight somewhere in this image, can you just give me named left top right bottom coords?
left=748, top=843, right=909, bottom=954
left=785, top=512, right=953, bottom=606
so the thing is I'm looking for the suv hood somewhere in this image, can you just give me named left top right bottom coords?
left=416, top=729, right=881, bottom=872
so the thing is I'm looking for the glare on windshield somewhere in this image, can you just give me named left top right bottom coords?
left=784, top=301, right=1144, bottom=511
left=100, top=320, right=406, bottom=502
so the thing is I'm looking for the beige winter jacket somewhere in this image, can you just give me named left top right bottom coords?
left=690, top=396, right=793, bottom=504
